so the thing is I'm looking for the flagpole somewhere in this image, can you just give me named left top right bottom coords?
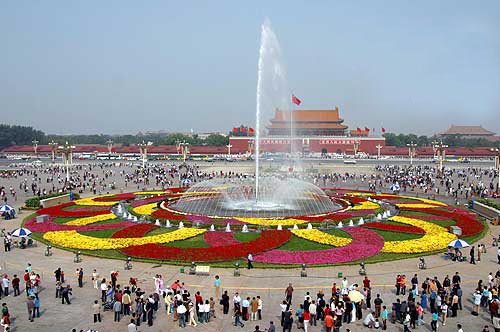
left=290, top=92, right=294, bottom=158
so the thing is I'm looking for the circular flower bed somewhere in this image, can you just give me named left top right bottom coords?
left=24, top=188, right=486, bottom=267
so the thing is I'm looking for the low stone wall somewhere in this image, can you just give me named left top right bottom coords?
left=40, top=194, right=71, bottom=208
left=471, top=200, right=500, bottom=223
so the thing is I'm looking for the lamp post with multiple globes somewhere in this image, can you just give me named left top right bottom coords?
left=58, top=142, right=75, bottom=182
left=407, top=141, right=417, bottom=165
left=432, top=140, right=448, bottom=175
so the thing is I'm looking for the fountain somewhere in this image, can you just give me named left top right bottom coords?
left=155, top=219, right=161, bottom=226
left=358, top=219, right=364, bottom=225
left=178, top=221, right=184, bottom=229
left=225, top=223, right=231, bottom=232
left=242, top=225, right=249, bottom=233
left=337, top=221, right=343, bottom=228
left=161, top=19, right=341, bottom=221
left=292, top=224, right=298, bottom=230
left=165, top=220, right=171, bottom=228
left=277, top=225, right=282, bottom=230
left=307, top=223, right=312, bottom=230
left=349, top=220, right=354, bottom=227
left=209, top=224, right=215, bottom=232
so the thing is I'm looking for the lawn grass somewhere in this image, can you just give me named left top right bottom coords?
left=163, top=234, right=209, bottom=248
left=53, top=217, right=76, bottom=224
left=372, top=229, right=423, bottom=241
left=78, top=229, right=123, bottom=238
left=277, top=235, right=334, bottom=251
left=234, top=232, right=261, bottom=242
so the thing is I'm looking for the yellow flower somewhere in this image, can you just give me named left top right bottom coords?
left=350, top=201, right=380, bottom=210
left=236, top=217, right=308, bottom=226
left=74, top=195, right=116, bottom=206
left=133, top=203, right=157, bottom=216
left=65, top=213, right=116, bottom=226
left=381, top=216, right=456, bottom=253
left=292, top=229, right=352, bottom=247
left=399, top=196, right=447, bottom=206
left=43, top=228, right=206, bottom=250
left=396, top=203, right=443, bottom=209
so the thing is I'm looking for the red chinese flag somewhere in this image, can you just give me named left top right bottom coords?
left=248, top=127, right=254, bottom=133
left=241, top=127, right=246, bottom=133
left=365, top=127, right=370, bottom=132
left=356, top=127, right=362, bottom=132
left=232, top=127, right=238, bottom=133
left=291, top=94, right=301, bottom=106
left=381, top=127, right=386, bottom=133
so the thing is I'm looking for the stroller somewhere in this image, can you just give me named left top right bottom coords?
left=103, top=300, right=115, bottom=312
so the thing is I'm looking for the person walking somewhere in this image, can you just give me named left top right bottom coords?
left=233, top=303, right=244, bottom=327
left=26, top=296, right=35, bottom=322
left=61, top=285, right=72, bottom=304
left=285, top=283, right=294, bottom=304
left=92, top=300, right=101, bottom=323
left=33, top=294, right=40, bottom=318
left=247, top=253, right=254, bottom=269
left=221, top=290, right=230, bottom=314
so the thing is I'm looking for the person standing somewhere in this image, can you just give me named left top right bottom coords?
left=2, top=276, right=9, bottom=297
left=374, top=294, right=383, bottom=318
left=381, top=305, right=389, bottom=330
left=33, top=294, right=40, bottom=318
left=54, top=268, right=61, bottom=282
left=177, top=302, right=187, bottom=328
left=257, top=295, right=263, bottom=320
left=122, top=291, right=131, bottom=316
left=285, top=283, right=294, bottom=304
left=78, top=268, right=84, bottom=288
left=187, top=302, right=197, bottom=327
left=92, top=300, right=101, bottom=323
left=250, top=297, right=258, bottom=321
left=497, top=247, right=500, bottom=264
left=470, top=246, right=476, bottom=264
left=92, top=269, right=99, bottom=289
left=214, top=275, right=221, bottom=300
left=100, top=279, right=107, bottom=302
left=11, top=275, right=19, bottom=297
left=113, top=300, right=122, bottom=322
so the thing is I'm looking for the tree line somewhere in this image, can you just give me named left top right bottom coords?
left=0, top=124, right=229, bottom=148
left=382, top=133, right=499, bottom=148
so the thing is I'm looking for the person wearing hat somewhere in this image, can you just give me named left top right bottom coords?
left=187, top=302, right=197, bottom=327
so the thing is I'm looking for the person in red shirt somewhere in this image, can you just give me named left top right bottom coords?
left=363, top=276, right=371, bottom=289
left=323, top=303, right=331, bottom=319
left=303, top=310, right=310, bottom=332
left=11, top=275, right=20, bottom=297
left=324, top=313, right=334, bottom=332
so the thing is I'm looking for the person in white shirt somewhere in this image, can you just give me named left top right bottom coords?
left=177, top=303, right=188, bottom=328
left=203, top=300, right=211, bottom=322
left=233, top=292, right=241, bottom=310
left=363, top=311, right=375, bottom=328
left=127, top=319, right=138, bottom=332
left=92, top=269, right=99, bottom=289
left=257, top=296, right=263, bottom=320
left=2, top=276, right=10, bottom=296
left=100, top=280, right=108, bottom=302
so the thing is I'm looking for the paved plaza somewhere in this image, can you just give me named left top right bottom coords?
left=0, top=160, right=498, bottom=332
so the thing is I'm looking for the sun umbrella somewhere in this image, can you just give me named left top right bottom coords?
left=448, top=239, right=470, bottom=248
left=348, top=290, right=365, bottom=303
left=0, top=205, right=13, bottom=213
left=10, top=228, right=32, bottom=238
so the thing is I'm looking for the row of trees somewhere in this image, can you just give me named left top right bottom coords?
left=383, top=133, right=499, bottom=148
left=0, top=124, right=229, bottom=148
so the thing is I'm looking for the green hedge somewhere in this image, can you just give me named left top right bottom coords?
left=25, top=192, right=80, bottom=208
left=477, top=199, right=500, bottom=211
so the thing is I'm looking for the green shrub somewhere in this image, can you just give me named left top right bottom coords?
left=24, top=192, right=80, bottom=208
left=477, top=199, right=500, bottom=211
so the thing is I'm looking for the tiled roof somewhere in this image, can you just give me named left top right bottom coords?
left=440, top=125, right=495, bottom=136
left=270, top=108, right=343, bottom=123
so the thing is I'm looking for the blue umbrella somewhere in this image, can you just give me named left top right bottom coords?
left=0, top=205, right=13, bottom=213
left=10, top=228, right=32, bottom=238
left=448, top=239, right=470, bottom=248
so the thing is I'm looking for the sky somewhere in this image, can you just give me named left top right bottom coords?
left=1, top=1, right=500, bottom=136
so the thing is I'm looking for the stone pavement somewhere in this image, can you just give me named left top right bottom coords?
left=0, top=160, right=497, bottom=332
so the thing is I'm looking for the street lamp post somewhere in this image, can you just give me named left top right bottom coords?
left=32, top=140, right=39, bottom=159
left=491, top=147, right=500, bottom=194
left=247, top=139, right=254, bottom=156
left=137, top=141, right=153, bottom=168
left=106, top=139, right=114, bottom=154
left=407, top=141, right=417, bottom=165
left=58, top=142, right=75, bottom=182
left=432, top=141, right=448, bottom=175
left=353, top=140, right=360, bottom=158
left=375, top=144, right=383, bottom=159
left=176, top=141, right=190, bottom=163
left=226, top=144, right=232, bottom=157
left=48, top=140, right=58, bottom=162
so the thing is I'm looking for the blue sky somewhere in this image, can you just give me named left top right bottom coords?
left=1, top=1, right=499, bottom=135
